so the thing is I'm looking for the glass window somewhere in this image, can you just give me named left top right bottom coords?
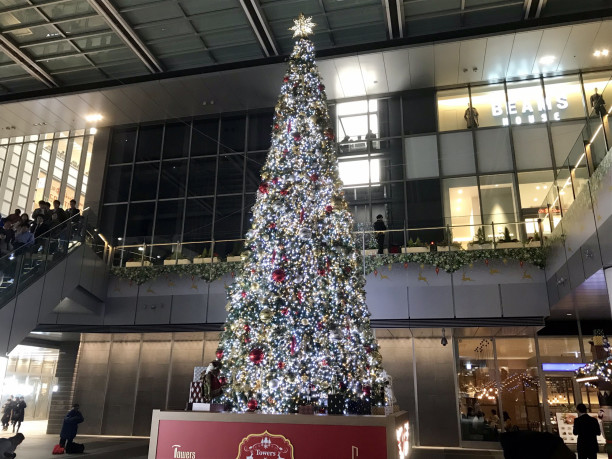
left=154, top=199, right=184, bottom=244
left=183, top=197, right=214, bottom=242
left=544, top=76, right=586, bottom=121
left=496, top=338, right=543, bottom=432
left=582, top=71, right=612, bottom=118
left=403, top=89, right=436, bottom=135
left=247, top=112, right=273, bottom=151
left=131, top=163, right=159, bottom=201
left=437, top=88, right=470, bottom=132
left=109, top=128, right=136, bottom=164
left=456, top=338, right=500, bottom=442
left=135, top=125, right=162, bottom=162
left=377, top=98, right=401, bottom=138
left=125, top=202, right=155, bottom=240
left=505, top=80, right=546, bottom=126
left=517, top=171, right=554, bottom=225
left=479, top=174, right=519, bottom=240
left=191, top=119, right=219, bottom=156
left=538, top=337, right=582, bottom=363
left=245, top=152, right=266, bottom=191
left=513, top=125, right=552, bottom=170
left=378, top=138, right=403, bottom=182
left=339, top=156, right=380, bottom=187
left=476, top=128, right=513, bottom=173
left=439, top=132, right=475, bottom=176
left=188, top=157, right=217, bottom=196
left=404, top=135, right=439, bottom=179
left=163, top=123, right=190, bottom=159
left=104, top=165, right=132, bottom=203
left=219, top=116, right=246, bottom=153
left=213, top=195, right=243, bottom=256
left=470, top=84, right=507, bottom=128
left=443, top=176, right=481, bottom=243
left=405, top=179, right=444, bottom=243
left=159, top=160, right=187, bottom=199
left=550, top=121, right=584, bottom=168
left=336, top=99, right=377, bottom=141
left=216, top=154, right=244, bottom=194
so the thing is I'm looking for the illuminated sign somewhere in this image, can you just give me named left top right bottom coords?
left=492, top=96, right=568, bottom=125
left=541, top=363, right=584, bottom=372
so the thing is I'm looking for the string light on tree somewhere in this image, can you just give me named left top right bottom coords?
left=215, top=14, right=385, bottom=414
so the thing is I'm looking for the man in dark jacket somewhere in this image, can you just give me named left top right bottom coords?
left=1, top=396, right=13, bottom=431
left=373, top=214, right=386, bottom=254
left=59, top=404, right=84, bottom=451
left=0, top=433, right=24, bottom=458
left=573, top=403, right=600, bottom=459
left=10, top=397, right=26, bottom=433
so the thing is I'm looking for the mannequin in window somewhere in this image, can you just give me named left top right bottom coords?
left=590, top=88, right=607, bottom=118
left=464, top=104, right=479, bottom=128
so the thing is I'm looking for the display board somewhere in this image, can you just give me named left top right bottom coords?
left=149, top=410, right=410, bottom=459
left=555, top=412, right=605, bottom=445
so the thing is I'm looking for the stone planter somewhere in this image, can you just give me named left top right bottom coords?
left=126, top=261, right=152, bottom=267
left=526, top=240, right=542, bottom=248
left=495, top=242, right=523, bottom=249
left=402, top=247, right=429, bottom=253
left=362, top=249, right=378, bottom=256
left=163, top=259, right=191, bottom=265
left=437, top=245, right=461, bottom=252
left=467, top=243, right=493, bottom=251
left=226, top=256, right=242, bottom=262
left=193, top=257, right=219, bottom=264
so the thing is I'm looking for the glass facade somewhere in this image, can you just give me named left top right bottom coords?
left=103, top=70, right=610, bottom=255
left=0, top=130, right=94, bottom=216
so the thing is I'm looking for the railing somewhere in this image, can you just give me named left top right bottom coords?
left=538, top=74, right=612, bottom=233
left=0, top=208, right=107, bottom=308
left=111, top=220, right=544, bottom=268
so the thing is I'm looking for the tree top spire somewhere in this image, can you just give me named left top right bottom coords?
left=290, top=13, right=316, bottom=38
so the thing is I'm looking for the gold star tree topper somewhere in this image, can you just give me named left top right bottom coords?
left=290, top=13, right=316, bottom=38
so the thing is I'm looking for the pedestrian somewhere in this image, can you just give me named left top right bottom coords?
left=0, top=433, right=24, bottom=458
left=54, top=403, right=84, bottom=454
left=373, top=214, right=386, bottom=254
left=10, top=397, right=26, bottom=433
left=573, top=403, right=600, bottom=459
left=1, top=396, right=13, bottom=431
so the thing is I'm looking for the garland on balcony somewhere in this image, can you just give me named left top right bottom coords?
left=110, top=247, right=546, bottom=285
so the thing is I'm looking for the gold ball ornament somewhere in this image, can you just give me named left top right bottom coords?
left=371, top=351, right=383, bottom=363
left=259, top=308, right=274, bottom=322
left=225, top=301, right=232, bottom=311
left=301, top=374, right=309, bottom=382
left=301, top=318, right=309, bottom=326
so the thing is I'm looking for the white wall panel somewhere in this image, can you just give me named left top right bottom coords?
left=458, top=39, right=486, bottom=84
left=532, top=26, right=572, bottom=75
left=358, top=53, right=389, bottom=95
left=317, top=59, right=344, bottom=99
left=334, top=56, right=366, bottom=97
left=408, top=46, right=434, bottom=88
left=507, top=30, right=542, bottom=78
left=383, top=48, right=412, bottom=92
left=558, top=23, right=600, bottom=72
left=434, top=42, right=460, bottom=87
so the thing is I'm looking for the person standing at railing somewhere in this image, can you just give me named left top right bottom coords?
left=4, top=209, right=21, bottom=226
left=12, top=224, right=33, bottom=253
left=0, top=222, right=13, bottom=255
left=32, top=200, right=51, bottom=223
left=373, top=214, right=387, bottom=255
left=51, top=200, right=67, bottom=223
left=66, top=199, right=81, bottom=240
left=590, top=88, right=607, bottom=118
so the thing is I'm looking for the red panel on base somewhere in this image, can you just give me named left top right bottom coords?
left=156, top=419, right=387, bottom=458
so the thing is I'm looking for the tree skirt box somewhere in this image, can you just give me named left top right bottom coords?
left=371, top=406, right=394, bottom=416
left=348, top=399, right=371, bottom=415
left=189, top=382, right=204, bottom=403
left=192, top=403, right=226, bottom=412
left=193, top=366, right=206, bottom=382
left=298, top=405, right=314, bottom=415
left=328, top=394, right=345, bottom=415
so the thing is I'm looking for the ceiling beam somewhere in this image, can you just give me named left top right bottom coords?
left=0, top=35, right=57, bottom=88
left=86, top=0, right=164, bottom=73
left=239, top=0, right=279, bottom=57
left=383, top=0, right=404, bottom=39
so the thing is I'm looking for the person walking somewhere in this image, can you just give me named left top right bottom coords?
left=10, top=397, right=26, bottom=433
left=0, top=433, right=24, bottom=458
left=1, top=396, right=13, bottom=431
left=54, top=403, right=84, bottom=454
left=573, top=403, right=600, bottom=459
left=373, top=214, right=386, bottom=254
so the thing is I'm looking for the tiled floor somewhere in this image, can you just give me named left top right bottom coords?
left=1, top=421, right=149, bottom=459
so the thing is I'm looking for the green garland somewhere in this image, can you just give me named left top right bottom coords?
left=111, top=247, right=546, bottom=285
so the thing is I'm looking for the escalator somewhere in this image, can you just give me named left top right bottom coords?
left=0, top=209, right=109, bottom=354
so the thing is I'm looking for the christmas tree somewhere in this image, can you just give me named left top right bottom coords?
left=216, top=14, right=384, bottom=414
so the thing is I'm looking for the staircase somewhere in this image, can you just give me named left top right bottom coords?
left=0, top=209, right=109, bottom=354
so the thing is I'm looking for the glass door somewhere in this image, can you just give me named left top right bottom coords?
left=545, top=375, right=576, bottom=435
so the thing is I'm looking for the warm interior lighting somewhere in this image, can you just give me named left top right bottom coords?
left=89, top=127, right=97, bottom=135
left=594, top=49, right=609, bottom=57
left=85, top=114, right=103, bottom=122
left=457, top=189, right=463, bottom=194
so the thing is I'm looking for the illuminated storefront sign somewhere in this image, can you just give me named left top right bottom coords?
left=492, top=96, right=568, bottom=125
left=396, top=421, right=410, bottom=459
